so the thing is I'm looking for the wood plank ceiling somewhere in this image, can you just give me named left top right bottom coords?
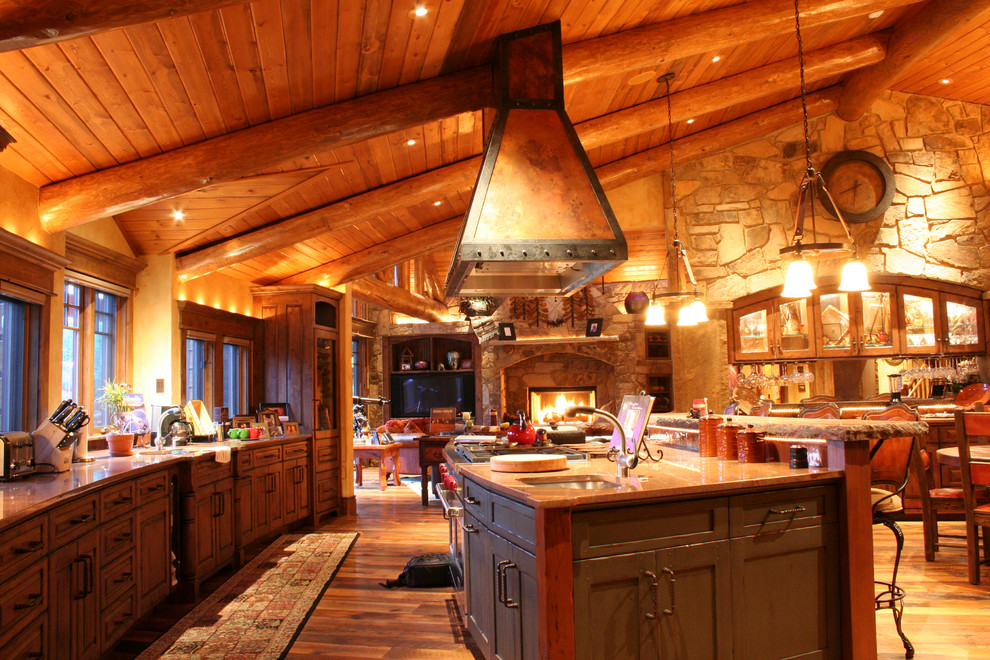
left=1, top=0, right=989, bottom=309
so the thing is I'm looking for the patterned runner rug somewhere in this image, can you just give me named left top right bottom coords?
left=138, top=531, right=358, bottom=659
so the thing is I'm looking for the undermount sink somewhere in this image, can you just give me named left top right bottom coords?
left=138, top=449, right=175, bottom=455
left=517, top=475, right=624, bottom=490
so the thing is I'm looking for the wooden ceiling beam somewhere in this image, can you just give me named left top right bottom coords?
left=274, top=218, right=462, bottom=288
left=35, top=0, right=924, bottom=234
left=175, top=159, right=480, bottom=280
left=563, top=0, right=923, bottom=84
left=836, top=0, right=990, bottom=121
left=39, top=68, right=493, bottom=233
left=577, top=35, right=885, bottom=151
left=0, top=0, right=246, bottom=52
left=351, top=277, right=449, bottom=323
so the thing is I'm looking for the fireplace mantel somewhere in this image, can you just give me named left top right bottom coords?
left=488, top=335, right=619, bottom=345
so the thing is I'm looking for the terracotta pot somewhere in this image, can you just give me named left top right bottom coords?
left=107, top=433, right=136, bottom=457
left=624, top=291, right=650, bottom=314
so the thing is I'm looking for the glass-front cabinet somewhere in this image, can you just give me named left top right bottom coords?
left=731, top=277, right=985, bottom=362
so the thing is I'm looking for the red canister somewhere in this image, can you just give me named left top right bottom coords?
left=717, top=417, right=742, bottom=461
left=737, top=425, right=767, bottom=463
left=698, top=413, right=722, bottom=457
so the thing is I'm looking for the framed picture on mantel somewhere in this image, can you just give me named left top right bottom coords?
left=498, top=323, right=516, bottom=341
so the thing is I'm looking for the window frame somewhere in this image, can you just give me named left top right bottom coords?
left=0, top=288, right=41, bottom=432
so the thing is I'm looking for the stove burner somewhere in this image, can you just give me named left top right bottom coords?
left=455, top=442, right=586, bottom=463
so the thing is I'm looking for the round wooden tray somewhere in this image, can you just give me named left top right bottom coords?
left=490, top=454, right=568, bottom=473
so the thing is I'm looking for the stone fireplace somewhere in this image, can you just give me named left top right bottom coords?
left=529, top=386, right=597, bottom=424
left=499, top=351, right=616, bottom=422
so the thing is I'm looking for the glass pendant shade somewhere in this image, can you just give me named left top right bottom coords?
left=676, top=304, right=698, bottom=326
left=645, top=301, right=666, bottom=326
left=838, top=258, right=870, bottom=292
left=782, top=258, right=815, bottom=298
left=687, top=298, right=708, bottom=323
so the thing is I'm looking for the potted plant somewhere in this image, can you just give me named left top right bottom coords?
left=98, top=380, right=137, bottom=456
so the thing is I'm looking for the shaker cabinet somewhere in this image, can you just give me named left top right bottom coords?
left=50, top=529, right=101, bottom=660
left=899, top=287, right=984, bottom=355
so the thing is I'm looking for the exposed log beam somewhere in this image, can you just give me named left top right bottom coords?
left=596, top=89, right=840, bottom=190
left=274, top=218, right=462, bottom=287
left=39, top=68, right=493, bottom=233
left=562, top=0, right=922, bottom=84
left=577, top=35, right=884, bottom=151
left=36, top=0, right=923, bottom=234
left=836, top=0, right=990, bottom=121
left=351, top=277, right=449, bottom=323
left=175, top=160, right=479, bottom=281
left=0, top=0, right=246, bottom=52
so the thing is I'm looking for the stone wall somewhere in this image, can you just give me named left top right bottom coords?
left=675, top=90, right=990, bottom=303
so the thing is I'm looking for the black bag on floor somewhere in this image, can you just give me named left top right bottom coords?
left=380, top=553, right=454, bottom=588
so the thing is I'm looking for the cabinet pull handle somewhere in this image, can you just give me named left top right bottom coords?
left=14, top=593, right=42, bottom=610
left=113, top=532, right=133, bottom=542
left=73, top=557, right=87, bottom=599
left=661, top=567, right=676, bottom=616
left=502, top=562, right=519, bottom=609
left=643, top=571, right=659, bottom=620
left=70, top=513, right=95, bottom=525
left=112, top=495, right=132, bottom=505
left=27, top=652, right=43, bottom=658
left=85, top=554, right=95, bottom=595
left=115, top=613, right=132, bottom=625
left=465, top=496, right=480, bottom=505
left=146, top=484, right=165, bottom=492
left=14, top=539, right=43, bottom=554
left=113, top=572, right=132, bottom=584
left=495, top=560, right=511, bottom=606
left=462, top=523, right=479, bottom=534
left=218, top=492, right=225, bottom=516
left=769, top=504, right=807, bottom=515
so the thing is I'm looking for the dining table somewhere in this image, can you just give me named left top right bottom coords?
left=934, top=445, right=990, bottom=467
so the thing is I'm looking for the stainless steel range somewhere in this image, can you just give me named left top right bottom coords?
left=453, top=441, right=588, bottom=463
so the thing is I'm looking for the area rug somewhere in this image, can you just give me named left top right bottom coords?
left=402, top=475, right=437, bottom=500
left=138, top=531, right=358, bottom=659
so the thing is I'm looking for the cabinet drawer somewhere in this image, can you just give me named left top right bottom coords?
left=101, top=589, right=137, bottom=651
left=316, top=442, right=338, bottom=466
left=489, top=491, right=536, bottom=553
left=729, top=485, right=838, bottom=537
left=0, top=561, right=46, bottom=643
left=102, top=515, right=136, bottom=561
left=101, top=480, right=136, bottom=520
left=101, top=550, right=136, bottom=604
left=137, top=470, right=169, bottom=501
left=236, top=449, right=254, bottom=471
left=462, top=478, right=493, bottom=522
left=51, top=495, right=99, bottom=546
left=192, top=457, right=233, bottom=485
left=283, top=441, right=308, bottom=461
left=316, top=469, right=339, bottom=512
left=0, top=517, right=47, bottom=583
left=253, top=446, right=283, bottom=467
left=0, top=611, right=45, bottom=659
left=422, top=445, right=446, bottom=462
left=573, top=497, right=729, bottom=559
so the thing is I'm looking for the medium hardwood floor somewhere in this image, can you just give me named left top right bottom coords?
left=117, top=470, right=990, bottom=658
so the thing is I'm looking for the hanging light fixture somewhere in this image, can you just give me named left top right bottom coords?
left=645, top=73, right=708, bottom=327
left=779, top=0, right=869, bottom=297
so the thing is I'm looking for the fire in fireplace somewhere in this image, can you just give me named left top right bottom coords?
left=529, top=387, right=596, bottom=424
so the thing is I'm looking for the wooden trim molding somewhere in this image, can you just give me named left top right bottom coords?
left=0, top=226, right=70, bottom=297
left=65, top=233, right=145, bottom=289
left=177, top=300, right=261, bottom=341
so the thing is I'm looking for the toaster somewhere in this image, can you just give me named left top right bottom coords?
left=0, top=432, right=36, bottom=480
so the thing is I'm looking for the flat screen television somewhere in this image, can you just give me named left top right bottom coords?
left=390, top=372, right=475, bottom=418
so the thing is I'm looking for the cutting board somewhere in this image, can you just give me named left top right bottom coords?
left=490, top=454, right=568, bottom=473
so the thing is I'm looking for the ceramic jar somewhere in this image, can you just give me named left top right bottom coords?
left=698, top=413, right=722, bottom=457
left=717, top=417, right=742, bottom=461
left=736, top=425, right=767, bottom=463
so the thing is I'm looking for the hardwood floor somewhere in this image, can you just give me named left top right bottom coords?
left=117, top=471, right=990, bottom=658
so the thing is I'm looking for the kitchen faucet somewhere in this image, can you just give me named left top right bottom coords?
left=565, top=406, right=638, bottom=478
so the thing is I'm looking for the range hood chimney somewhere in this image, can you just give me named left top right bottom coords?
left=444, top=22, right=627, bottom=298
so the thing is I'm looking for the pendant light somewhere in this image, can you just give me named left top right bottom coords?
left=646, top=73, right=708, bottom=327
left=779, top=0, right=869, bottom=297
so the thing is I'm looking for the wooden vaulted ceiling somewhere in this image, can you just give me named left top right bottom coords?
left=2, top=0, right=990, bottom=315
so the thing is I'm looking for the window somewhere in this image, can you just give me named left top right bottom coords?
left=0, top=296, right=28, bottom=431
left=222, top=341, right=249, bottom=415
left=61, top=280, right=125, bottom=429
left=185, top=334, right=212, bottom=406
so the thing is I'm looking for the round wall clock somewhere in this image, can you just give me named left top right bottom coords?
left=815, top=150, right=895, bottom=224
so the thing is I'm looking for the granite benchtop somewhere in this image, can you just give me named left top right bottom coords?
left=455, top=446, right=841, bottom=509
left=648, top=412, right=929, bottom=443
left=0, top=434, right=311, bottom=528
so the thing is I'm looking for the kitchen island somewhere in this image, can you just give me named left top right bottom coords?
left=453, top=414, right=927, bottom=660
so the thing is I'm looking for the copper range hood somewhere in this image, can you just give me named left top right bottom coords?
left=444, top=22, right=627, bottom=298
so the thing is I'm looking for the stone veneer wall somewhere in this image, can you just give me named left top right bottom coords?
left=675, top=90, right=990, bottom=301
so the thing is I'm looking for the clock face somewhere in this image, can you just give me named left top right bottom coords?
left=817, top=150, right=895, bottom=224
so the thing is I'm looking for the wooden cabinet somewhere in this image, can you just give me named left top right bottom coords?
left=191, top=473, right=235, bottom=581
left=253, top=285, right=345, bottom=518
left=136, top=493, right=172, bottom=614
left=385, top=333, right=481, bottom=418
left=731, top=276, right=986, bottom=363
left=50, top=529, right=100, bottom=660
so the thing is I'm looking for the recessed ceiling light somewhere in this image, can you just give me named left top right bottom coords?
left=414, top=6, right=428, bottom=17
left=868, top=10, right=884, bottom=19
left=172, top=210, right=185, bottom=220
left=686, top=118, right=695, bottom=124
left=406, top=138, right=417, bottom=146
left=433, top=201, right=442, bottom=206
left=939, top=78, right=951, bottom=85
left=712, top=55, right=721, bottom=63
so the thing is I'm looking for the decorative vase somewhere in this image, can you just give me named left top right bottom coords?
left=106, top=432, right=136, bottom=457
left=447, top=350, right=460, bottom=370
left=624, top=291, right=650, bottom=314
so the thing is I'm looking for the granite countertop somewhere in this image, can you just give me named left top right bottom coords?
left=0, top=434, right=311, bottom=527
left=649, top=412, right=929, bottom=442
left=455, top=446, right=841, bottom=509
